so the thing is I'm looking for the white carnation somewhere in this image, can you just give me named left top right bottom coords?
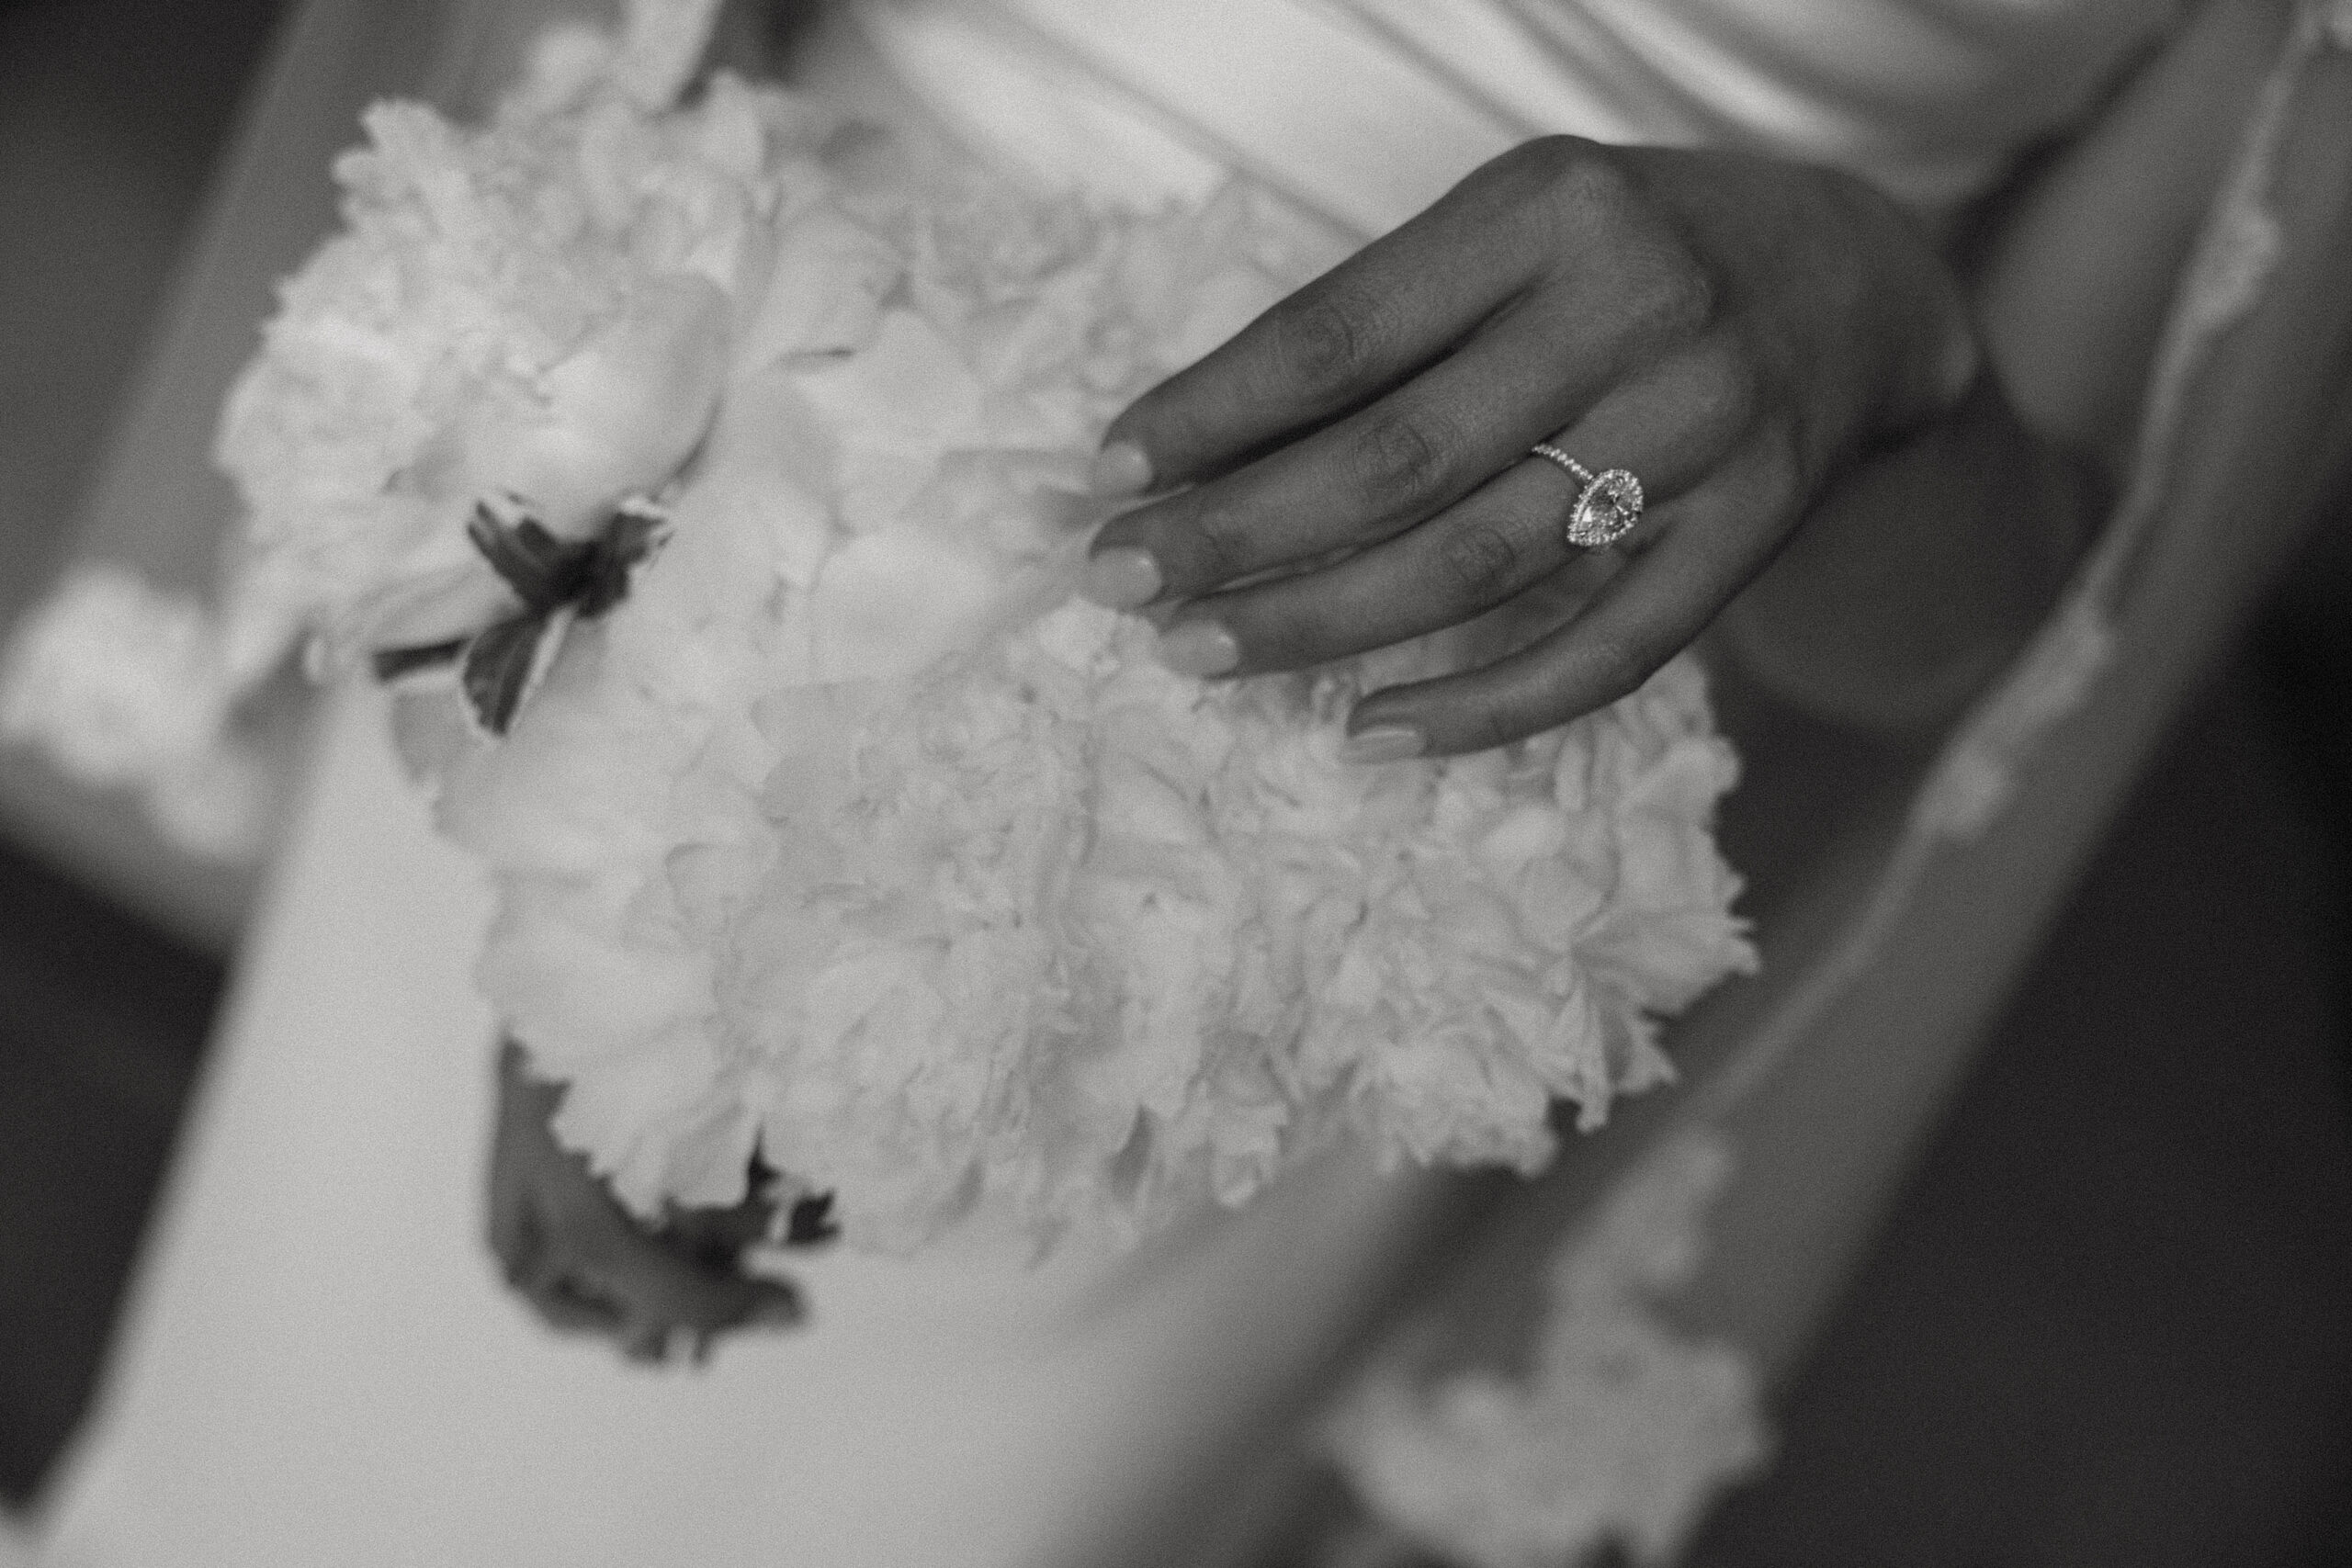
left=0, top=567, right=276, bottom=863
left=213, top=58, right=836, bottom=682
left=0, top=568, right=232, bottom=782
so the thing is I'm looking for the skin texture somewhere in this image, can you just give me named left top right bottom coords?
left=1082, top=136, right=1980, bottom=757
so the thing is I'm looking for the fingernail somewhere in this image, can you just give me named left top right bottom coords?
left=1082, top=547, right=1163, bottom=609
left=1340, top=724, right=1425, bottom=764
left=1156, top=620, right=1239, bottom=678
left=1090, top=441, right=1153, bottom=497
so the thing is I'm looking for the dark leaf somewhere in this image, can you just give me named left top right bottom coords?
left=460, top=612, right=562, bottom=736
left=784, top=1191, right=839, bottom=1247
left=577, top=501, right=670, bottom=619
left=467, top=498, right=594, bottom=613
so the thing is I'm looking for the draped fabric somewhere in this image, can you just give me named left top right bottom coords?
left=852, top=0, right=2182, bottom=233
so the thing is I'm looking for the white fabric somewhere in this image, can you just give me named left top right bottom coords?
left=856, top=0, right=2181, bottom=231
left=40, top=689, right=1436, bottom=1568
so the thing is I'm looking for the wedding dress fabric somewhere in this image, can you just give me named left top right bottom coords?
left=32, top=4, right=2187, bottom=1565
left=852, top=0, right=2179, bottom=233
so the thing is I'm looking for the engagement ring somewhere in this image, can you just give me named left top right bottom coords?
left=1531, top=443, right=1644, bottom=548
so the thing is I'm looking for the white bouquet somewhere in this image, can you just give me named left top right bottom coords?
left=199, top=20, right=1756, bottom=1260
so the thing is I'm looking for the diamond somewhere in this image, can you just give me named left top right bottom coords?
left=1566, top=468, right=1644, bottom=548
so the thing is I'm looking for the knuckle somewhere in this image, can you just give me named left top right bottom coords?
left=1469, top=137, right=1624, bottom=249
left=1518, top=144, right=1680, bottom=288
left=1273, top=288, right=1379, bottom=397
left=1185, top=499, right=1257, bottom=581
left=1353, top=406, right=1453, bottom=509
left=1438, top=522, right=1520, bottom=598
left=1544, top=141, right=1639, bottom=222
left=1628, top=249, right=1716, bottom=340
left=1482, top=135, right=1585, bottom=197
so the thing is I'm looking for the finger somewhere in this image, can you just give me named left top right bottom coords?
left=1090, top=289, right=1638, bottom=615
left=1540, top=330, right=1759, bottom=533
left=1097, top=158, right=1558, bottom=493
left=1153, top=340, right=1760, bottom=674
left=1155, top=457, right=1570, bottom=676
left=1345, top=429, right=1802, bottom=755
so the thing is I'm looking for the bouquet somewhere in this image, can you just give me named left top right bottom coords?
left=102, top=11, right=1758, bottom=1267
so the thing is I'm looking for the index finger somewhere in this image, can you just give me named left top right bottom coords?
left=1097, top=154, right=1555, bottom=493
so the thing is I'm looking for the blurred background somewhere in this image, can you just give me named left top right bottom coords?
left=1, top=0, right=2348, bottom=1560
left=0, top=0, right=280, bottom=1505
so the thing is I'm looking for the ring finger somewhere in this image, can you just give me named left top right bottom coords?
left=1151, top=340, right=1758, bottom=676
left=1084, top=284, right=1678, bottom=611
left=1341, top=428, right=1803, bottom=754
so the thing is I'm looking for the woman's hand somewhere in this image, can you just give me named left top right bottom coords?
left=485, top=1040, right=808, bottom=1362
left=1085, top=136, right=1978, bottom=757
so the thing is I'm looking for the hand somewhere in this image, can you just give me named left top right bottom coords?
left=1084, top=136, right=1978, bottom=756
left=1714, top=371, right=2100, bottom=734
left=485, top=1040, right=809, bottom=1362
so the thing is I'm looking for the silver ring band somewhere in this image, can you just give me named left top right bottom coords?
left=1529, top=444, right=1594, bottom=487
left=1530, top=443, right=1644, bottom=548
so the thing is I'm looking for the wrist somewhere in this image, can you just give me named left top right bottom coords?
left=1709, top=152, right=1981, bottom=478
left=1715, top=372, right=2095, bottom=735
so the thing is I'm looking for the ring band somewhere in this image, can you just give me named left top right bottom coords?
left=1530, top=443, right=1644, bottom=548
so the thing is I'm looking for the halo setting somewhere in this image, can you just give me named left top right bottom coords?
left=1566, top=467, right=1644, bottom=547
left=1529, top=443, right=1644, bottom=548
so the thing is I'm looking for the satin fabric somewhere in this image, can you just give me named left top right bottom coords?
left=854, top=0, right=2181, bottom=234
